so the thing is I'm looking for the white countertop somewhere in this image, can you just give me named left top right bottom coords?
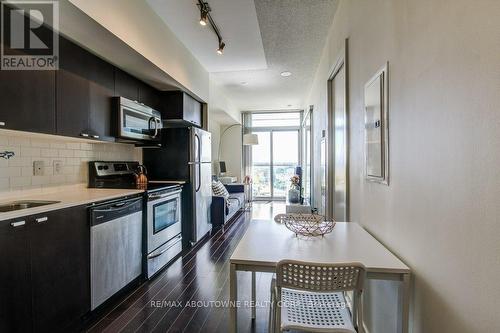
left=0, top=185, right=144, bottom=221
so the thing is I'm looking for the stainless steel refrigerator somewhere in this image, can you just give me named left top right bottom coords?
left=143, top=127, right=212, bottom=246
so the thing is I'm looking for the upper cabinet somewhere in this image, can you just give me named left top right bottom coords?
left=0, top=31, right=191, bottom=141
left=57, top=37, right=115, bottom=141
left=0, top=54, right=56, bottom=134
left=160, top=91, right=203, bottom=128
left=114, top=69, right=139, bottom=102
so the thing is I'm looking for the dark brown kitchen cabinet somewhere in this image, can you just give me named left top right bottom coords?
left=114, top=68, right=139, bottom=102
left=138, top=81, right=161, bottom=110
left=0, top=12, right=56, bottom=134
left=0, top=63, right=56, bottom=134
left=160, top=91, right=203, bottom=127
left=30, top=206, right=90, bottom=332
left=0, top=218, right=32, bottom=333
left=0, top=205, right=90, bottom=333
left=57, top=37, right=114, bottom=141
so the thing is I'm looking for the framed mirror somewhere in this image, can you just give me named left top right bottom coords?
left=364, top=63, right=389, bottom=184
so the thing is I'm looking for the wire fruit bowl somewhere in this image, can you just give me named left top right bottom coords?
left=274, top=213, right=336, bottom=237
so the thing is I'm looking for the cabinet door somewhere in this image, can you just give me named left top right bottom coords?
left=0, top=218, right=32, bottom=333
left=183, top=93, right=202, bottom=127
left=114, top=69, right=139, bottom=102
left=56, top=37, right=90, bottom=138
left=138, top=81, right=161, bottom=110
left=88, top=54, right=115, bottom=140
left=30, top=206, right=90, bottom=331
left=0, top=65, right=55, bottom=134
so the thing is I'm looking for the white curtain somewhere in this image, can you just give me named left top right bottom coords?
left=241, top=113, right=252, bottom=183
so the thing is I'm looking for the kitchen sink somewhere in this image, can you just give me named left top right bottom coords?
left=0, top=200, right=61, bottom=213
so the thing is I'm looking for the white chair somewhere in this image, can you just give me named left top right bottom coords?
left=269, top=260, right=365, bottom=333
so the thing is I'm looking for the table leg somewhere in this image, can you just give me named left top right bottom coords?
left=251, top=271, right=256, bottom=319
left=229, top=263, right=237, bottom=333
left=397, top=273, right=411, bottom=333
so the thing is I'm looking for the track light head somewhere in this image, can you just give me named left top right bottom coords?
left=217, top=42, right=225, bottom=55
left=199, top=10, right=208, bottom=26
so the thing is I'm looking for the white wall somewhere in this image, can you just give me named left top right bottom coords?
left=307, top=0, right=500, bottom=332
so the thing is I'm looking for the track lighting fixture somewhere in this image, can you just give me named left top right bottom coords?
left=197, top=0, right=226, bottom=55
left=217, top=41, right=225, bottom=55
left=199, top=8, right=208, bottom=26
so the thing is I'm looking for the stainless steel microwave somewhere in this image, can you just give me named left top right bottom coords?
left=115, top=97, right=162, bottom=141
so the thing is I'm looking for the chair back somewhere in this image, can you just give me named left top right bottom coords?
left=276, top=260, right=365, bottom=293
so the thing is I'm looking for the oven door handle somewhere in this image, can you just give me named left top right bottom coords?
left=148, top=189, right=182, bottom=201
left=147, top=235, right=182, bottom=259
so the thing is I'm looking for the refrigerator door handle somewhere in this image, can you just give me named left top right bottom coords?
left=194, top=134, right=201, bottom=192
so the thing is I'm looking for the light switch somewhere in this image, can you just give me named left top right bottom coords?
left=33, top=160, right=45, bottom=176
left=53, top=160, right=63, bottom=175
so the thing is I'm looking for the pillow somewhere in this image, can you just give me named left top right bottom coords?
left=212, top=180, right=230, bottom=199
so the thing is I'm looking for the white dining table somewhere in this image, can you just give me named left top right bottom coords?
left=229, top=220, right=411, bottom=333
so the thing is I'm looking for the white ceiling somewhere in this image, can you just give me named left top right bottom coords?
left=147, top=0, right=267, bottom=73
left=147, top=0, right=338, bottom=111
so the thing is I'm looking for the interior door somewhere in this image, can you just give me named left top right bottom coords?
left=329, top=63, right=348, bottom=221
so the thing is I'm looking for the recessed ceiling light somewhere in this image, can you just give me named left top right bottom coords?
left=280, top=71, right=292, bottom=77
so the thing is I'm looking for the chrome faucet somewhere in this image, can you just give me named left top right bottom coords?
left=0, top=151, right=15, bottom=159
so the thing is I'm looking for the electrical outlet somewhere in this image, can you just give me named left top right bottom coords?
left=53, top=160, right=63, bottom=175
left=33, top=160, right=45, bottom=176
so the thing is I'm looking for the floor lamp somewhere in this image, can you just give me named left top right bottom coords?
left=217, top=124, right=259, bottom=208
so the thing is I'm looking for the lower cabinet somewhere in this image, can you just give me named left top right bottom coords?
left=0, top=215, right=32, bottom=333
left=0, top=206, right=90, bottom=332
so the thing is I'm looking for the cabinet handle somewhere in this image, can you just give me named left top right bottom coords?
left=35, top=217, right=48, bottom=223
left=11, top=221, right=26, bottom=227
left=0, top=121, right=5, bottom=126
left=92, top=135, right=100, bottom=139
left=80, top=133, right=89, bottom=137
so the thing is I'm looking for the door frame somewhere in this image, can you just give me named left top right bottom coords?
left=326, top=38, right=349, bottom=221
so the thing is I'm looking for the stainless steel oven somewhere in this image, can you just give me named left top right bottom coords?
left=146, top=186, right=182, bottom=278
left=115, top=96, right=162, bottom=141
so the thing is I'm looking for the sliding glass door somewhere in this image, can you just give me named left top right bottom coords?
left=252, top=129, right=300, bottom=200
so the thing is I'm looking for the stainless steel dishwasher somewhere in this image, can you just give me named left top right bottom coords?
left=89, top=196, right=143, bottom=310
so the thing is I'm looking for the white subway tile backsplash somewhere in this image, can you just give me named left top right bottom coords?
left=10, top=176, right=31, bottom=187
left=58, top=149, right=74, bottom=157
left=50, top=142, right=66, bottom=149
left=32, top=176, right=51, bottom=186
left=66, top=142, right=80, bottom=150
left=20, top=147, right=40, bottom=157
left=8, top=136, right=30, bottom=146
left=80, top=143, right=93, bottom=150
left=8, top=156, right=31, bottom=167
left=0, top=131, right=140, bottom=193
left=21, top=166, right=33, bottom=177
left=31, top=139, right=51, bottom=148
left=0, top=178, right=8, bottom=189
left=41, top=148, right=58, bottom=157
left=0, top=167, right=21, bottom=177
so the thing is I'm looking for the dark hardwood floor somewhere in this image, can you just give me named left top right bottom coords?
left=83, top=202, right=284, bottom=333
